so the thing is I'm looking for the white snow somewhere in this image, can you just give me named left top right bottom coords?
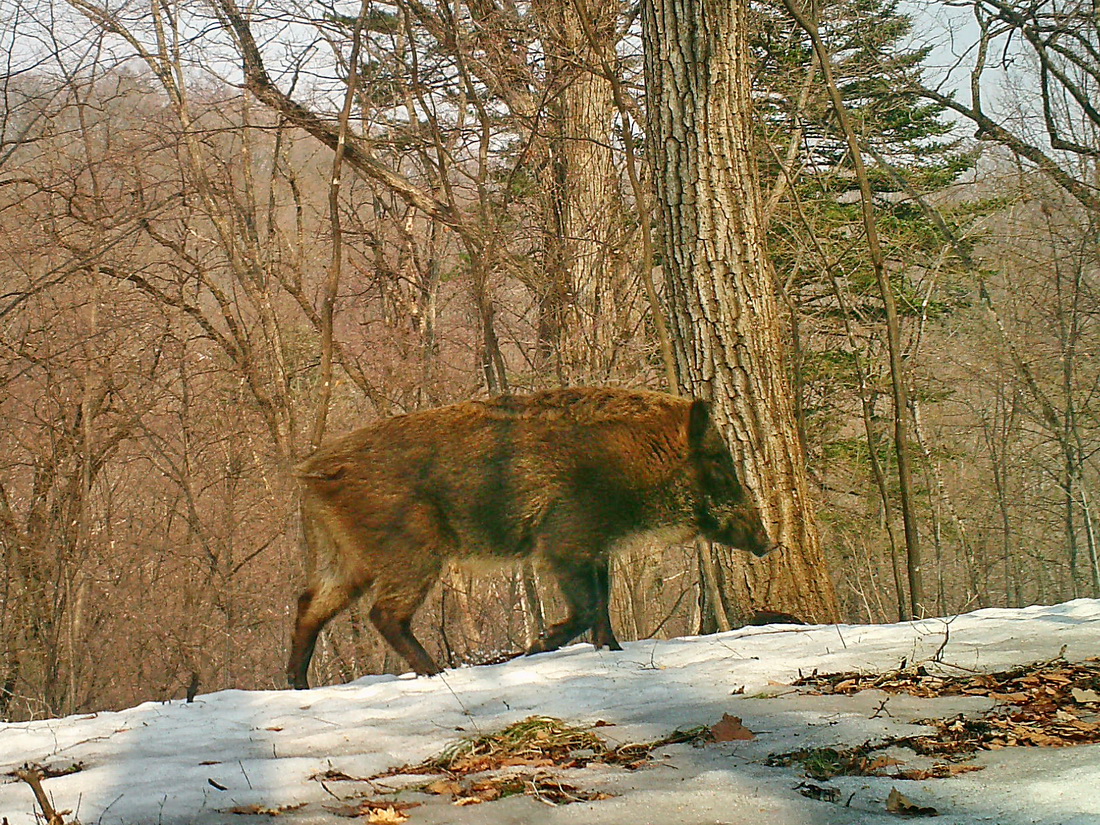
left=4, top=600, right=1100, bottom=825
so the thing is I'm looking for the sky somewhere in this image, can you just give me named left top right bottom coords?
left=3, top=599, right=1100, bottom=825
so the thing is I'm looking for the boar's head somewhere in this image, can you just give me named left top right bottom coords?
left=687, top=399, right=777, bottom=558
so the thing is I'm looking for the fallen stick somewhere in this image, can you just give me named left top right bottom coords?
left=14, top=766, right=69, bottom=825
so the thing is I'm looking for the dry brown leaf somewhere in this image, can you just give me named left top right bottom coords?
left=420, top=783, right=455, bottom=796
left=366, top=807, right=409, bottom=824
left=454, top=784, right=505, bottom=806
left=1072, top=688, right=1100, bottom=704
left=866, top=756, right=905, bottom=771
left=226, top=803, right=306, bottom=816
left=463, top=781, right=504, bottom=803
left=424, top=779, right=463, bottom=796
left=710, top=714, right=755, bottom=742
left=328, top=799, right=421, bottom=820
left=885, top=787, right=938, bottom=817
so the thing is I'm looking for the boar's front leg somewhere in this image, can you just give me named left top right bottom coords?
left=527, top=554, right=619, bottom=655
left=590, top=559, right=623, bottom=651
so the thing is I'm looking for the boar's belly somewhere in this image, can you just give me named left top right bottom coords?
left=610, top=523, right=698, bottom=555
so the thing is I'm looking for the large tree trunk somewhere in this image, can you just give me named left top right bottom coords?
left=642, top=0, right=839, bottom=622
left=534, top=0, right=622, bottom=383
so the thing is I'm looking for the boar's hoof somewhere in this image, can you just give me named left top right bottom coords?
left=592, top=632, right=623, bottom=651
left=525, top=637, right=561, bottom=656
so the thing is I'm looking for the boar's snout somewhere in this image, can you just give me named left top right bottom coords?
left=695, top=482, right=779, bottom=557
left=704, top=507, right=779, bottom=558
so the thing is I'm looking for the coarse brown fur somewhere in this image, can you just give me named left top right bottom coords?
left=288, top=387, right=776, bottom=688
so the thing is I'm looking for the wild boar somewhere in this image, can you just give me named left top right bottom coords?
left=288, top=387, right=776, bottom=688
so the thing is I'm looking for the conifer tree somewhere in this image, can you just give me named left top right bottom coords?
left=756, top=0, right=983, bottom=618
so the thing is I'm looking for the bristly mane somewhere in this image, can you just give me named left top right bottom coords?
left=475, top=387, right=685, bottom=422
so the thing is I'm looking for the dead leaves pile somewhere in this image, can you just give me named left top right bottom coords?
left=794, top=655, right=1100, bottom=753
left=314, top=716, right=714, bottom=819
left=386, top=716, right=620, bottom=808
left=770, top=656, right=1100, bottom=817
left=767, top=741, right=985, bottom=783
left=424, top=773, right=613, bottom=807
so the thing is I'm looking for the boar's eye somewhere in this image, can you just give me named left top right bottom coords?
left=700, top=452, right=741, bottom=498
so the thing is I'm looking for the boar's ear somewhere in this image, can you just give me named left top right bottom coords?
left=688, top=398, right=711, bottom=449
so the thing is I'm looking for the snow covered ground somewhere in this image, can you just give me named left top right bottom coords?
left=3, top=600, right=1100, bottom=825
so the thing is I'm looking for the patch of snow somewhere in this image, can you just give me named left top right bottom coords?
left=3, top=600, right=1100, bottom=824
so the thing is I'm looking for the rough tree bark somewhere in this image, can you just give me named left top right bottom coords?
left=642, top=0, right=839, bottom=622
left=535, top=0, right=622, bottom=381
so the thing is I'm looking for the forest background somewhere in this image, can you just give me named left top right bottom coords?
left=2, top=0, right=1098, bottom=722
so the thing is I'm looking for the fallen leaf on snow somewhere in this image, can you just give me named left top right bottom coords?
left=865, top=756, right=905, bottom=771
left=367, top=807, right=409, bottom=824
left=226, top=803, right=305, bottom=816
left=886, top=787, right=938, bottom=817
left=795, top=782, right=841, bottom=802
left=1072, top=687, right=1100, bottom=704
left=326, top=799, right=420, bottom=820
left=710, top=714, right=755, bottom=742
left=424, top=779, right=463, bottom=796
left=454, top=795, right=492, bottom=806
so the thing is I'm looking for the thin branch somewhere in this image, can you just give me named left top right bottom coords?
left=780, top=0, right=925, bottom=617
left=211, top=0, right=466, bottom=234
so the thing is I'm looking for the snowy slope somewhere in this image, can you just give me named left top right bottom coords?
left=3, top=600, right=1100, bottom=825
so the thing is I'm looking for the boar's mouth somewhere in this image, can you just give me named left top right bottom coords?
left=748, top=539, right=780, bottom=557
left=696, top=505, right=778, bottom=558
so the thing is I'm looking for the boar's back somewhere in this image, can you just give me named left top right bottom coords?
left=297, top=388, right=697, bottom=558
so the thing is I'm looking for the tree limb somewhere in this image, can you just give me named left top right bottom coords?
left=211, top=0, right=467, bottom=235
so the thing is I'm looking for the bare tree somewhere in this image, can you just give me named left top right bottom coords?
left=641, top=0, right=840, bottom=622
left=919, top=0, right=1100, bottom=214
left=780, top=0, right=925, bottom=618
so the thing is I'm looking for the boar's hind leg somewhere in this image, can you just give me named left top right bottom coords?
left=287, top=580, right=363, bottom=690
left=527, top=556, right=616, bottom=655
left=369, top=575, right=443, bottom=677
